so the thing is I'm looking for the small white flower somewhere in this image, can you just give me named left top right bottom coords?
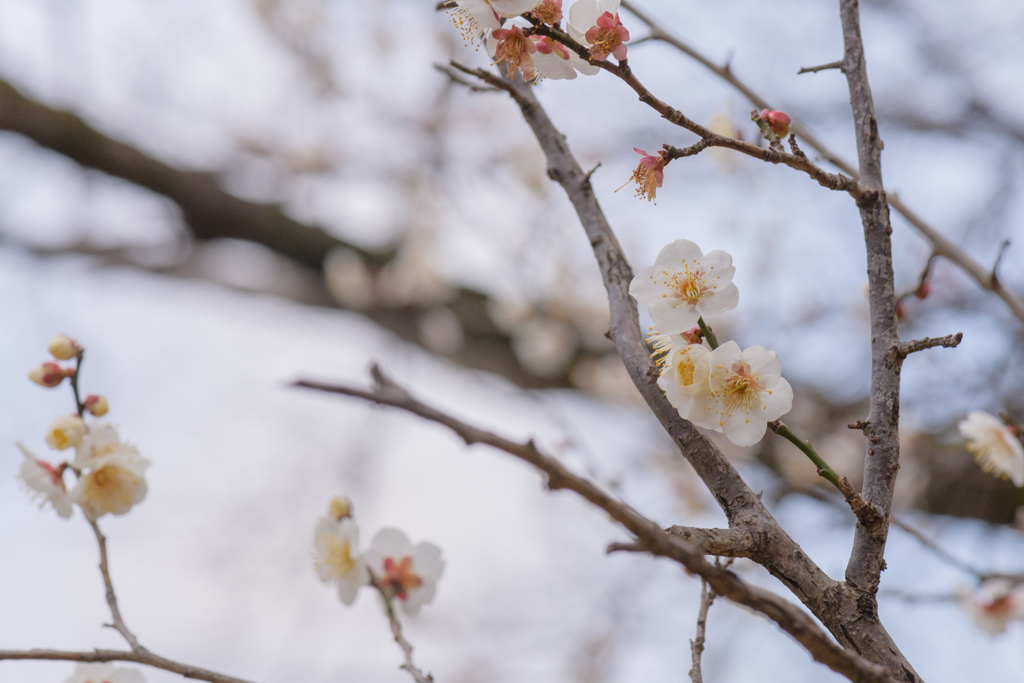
left=70, top=450, right=150, bottom=520
left=313, top=517, right=368, bottom=605
left=450, top=0, right=537, bottom=42
left=567, top=0, right=618, bottom=42
left=957, top=580, right=1024, bottom=635
left=657, top=341, right=711, bottom=421
left=958, top=411, right=1024, bottom=487
left=365, top=528, right=445, bottom=616
left=73, top=421, right=129, bottom=470
left=689, top=341, right=793, bottom=447
left=629, top=239, right=739, bottom=334
left=15, top=442, right=72, bottom=519
left=64, top=662, right=145, bottom=683
left=532, top=35, right=600, bottom=80
left=45, top=414, right=87, bottom=451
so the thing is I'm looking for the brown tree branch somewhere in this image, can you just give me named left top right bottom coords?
left=618, top=0, right=1024, bottom=327
left=294, top=367, right=894, bottom=683
left=607, top=525, right=757, bottom=557
left=88, top=520, right=144, bottom=652
left=798, top=61, right=845, bottom=75
left=688, top=577, right=714, bottom=683
left=895, top=333, right=963, bottom=358
left=0, top=650, right=259, bottom=683
left=0, top=77, right=595, bottom=391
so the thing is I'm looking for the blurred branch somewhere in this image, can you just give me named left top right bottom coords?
left=690, top=558, right=733, bottom=683
left=618, top=0, right=1024, bottom=327
left=89, top=520, right=143, bottom=652
left=798, top=61, right=844, bottom=75
left=295, top=366, right=894, bottom=683
left=0, top=650, right=259, bottom=683
left=608, top=525, right=756, bottom=557
left=0, top=77, right=594, bottom=390
left=369, top=574, right=435, bottom=683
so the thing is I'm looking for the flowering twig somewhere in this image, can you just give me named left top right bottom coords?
left=88, top=520, right=144, bottom=652
left=368, top=572, right=435, bottom=683
left=618, top=0, right=1024, bottom=327
left=294, top=367, right=894, bottom=683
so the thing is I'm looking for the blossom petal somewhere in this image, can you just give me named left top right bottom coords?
left=761, top=377, right=794, bottom=422
left=654, top=239, right=704, bottom=268
left=413, top=542, right=446, bottom=582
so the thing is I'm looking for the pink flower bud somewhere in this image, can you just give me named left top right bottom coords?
left=29, top=362, right=68, bottom=388
left=681, top=327, right=704, bottom=345
left=47, top=334, right=82, bottom=360
left=84, top=394, right=109, bottom=417
left=914, top=281, right=931, bottom=300
left=760, top=109, right=791, bottom=138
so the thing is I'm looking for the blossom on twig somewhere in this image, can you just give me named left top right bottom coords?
left=450, top=0, right=538, bottom=42
left=532, top=35, right=600, bottom=80
left=629, top=239, right=739, bottom=334
left=45, top=414, right=87, bottom=451
left=689, top=341, right=794, bottom=447
left=958, top=411, right=1024, bottom=486
left=365, top=528, right=445, bottom=616
left=617, top=147, right=667, bottom=202
left=568, top=0, right=628, bottom=61
left=69, top=425, right=150, bottom=520
left=488, top=25, right=538, bottom=79
left=528, top=0, right=562, bottom=24
left=313, top=515, right=369, bottom=605
left=15, top=442, right=72, bottom=519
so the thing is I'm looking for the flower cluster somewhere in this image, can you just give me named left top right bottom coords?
left=630, top=240, right=793, bottom=446
left=313, top=496, right=445, bottom=616
left=958, top=410, right=1024, bottom=486
left=17, top=335, right=149, bottom=521
left=453, top=0, right=626, bottom=82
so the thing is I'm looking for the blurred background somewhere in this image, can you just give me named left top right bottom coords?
left=2, top=0, right=1024, bottom=680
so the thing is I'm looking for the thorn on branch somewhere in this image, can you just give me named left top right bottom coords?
left=991, top=239, right=1011, bottom=286
left=797, top=60, right=844, bottom=75
left=583, top=162, right=602, bottom=183
left=895, top=332, right=963, bottom=359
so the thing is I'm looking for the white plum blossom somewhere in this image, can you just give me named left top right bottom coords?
left=45, top=414, right=87, bottom=451
left=657, top=341, right=711, bottom=421
left=313, top=516, right=368, bottom=605
left=689, top=341, right=793, bottom=447
left=365, top=528, right=445, bottom=616
left=957, top=580, right=1024, bottom=635
left=69, top=431, right=150, bottom=520
left=958, top=411, right=1024, bottom=486
left=567, top=0, right=628, bottom=61
left=450, top=0, right=538, bottom=42
left=629, top=239, right=739, bottom=334
left=64, top=662, right=145, bottom=683
left=532, top=35, right=600, bottom=80
left=16, top=442, right=72, bottom=519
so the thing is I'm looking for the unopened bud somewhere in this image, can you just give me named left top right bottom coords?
left=914, top=281, right=931, bottom=300
left=45, top=414, right=87, bottom=451
left=328, top=495, right=353, bottom=521
left=760, top=109, right=791, bottom=138
left=48, top=334, right=82, bottom=361
left=84, top=394, right=109, bottom=417
left=29, top=362, right=68, bottom=388
left=681, top=327, right=704, bottom=345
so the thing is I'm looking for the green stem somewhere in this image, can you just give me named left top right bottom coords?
left=697, top=317, right=719, bottom=349
left=771, top=422, right=841, bottom=488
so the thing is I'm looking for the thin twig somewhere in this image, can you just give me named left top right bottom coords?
left=798, top=61, right=844, bottom=75
left=895, top=333, right=963, bottom=359
left=294, top=369, right=894, bottom=683
left=368, top=574, right=434, bottom=683
left=0, top=650, right=260, bottom=683
left=689, top=577, right=712, bottom=683
left=991, top=239, right=1011, bottom=286
left=618, top=0, right=1024, bottom=327
left=88, top=520, right=144, bottom=652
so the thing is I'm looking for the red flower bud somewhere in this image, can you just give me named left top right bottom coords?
left=760, top=110, right=791, bottom=138
left=914, top=281, right=931, bottom=300
left=29, top=362, right=67, bottom=388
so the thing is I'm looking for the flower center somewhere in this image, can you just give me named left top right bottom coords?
left=721, top=361, right=760, bottom=413
left=495, top=28, right=532, bottom=75
left=381, top=556, right=423, bottom=600
left=316, top=534, right=356, bottom=579
left=84, top=465, right=136, bottom=511
left=50, top=429, right=72, bottom=450
left=590, top=26, right=621, bottom=58
left=529, top=0, right=561, bottom=24
left=670, top=265, right=708, bottom=306
left=677, top=352, right=697, bottom=386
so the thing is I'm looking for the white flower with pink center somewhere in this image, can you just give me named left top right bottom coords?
left=629, top=239, right=739, bottom=334
left=958, top=580, right=1024, bottom=635
left=70, top=446, right=150, bottom=520
left=365, top=528, right=445, bottom=616
left=529, top=0, right=562, bottom=24
left=689, top=341, right=793, bottom=446
left=958, top=411, right=1024, bottom=486
left=532, top=35, right=600, bottom=80
left=567, top=0, right=628, bottom=61
left=16, top=442, right=72, bottom=519
left=64, top=662, right=145, bottom=683
left=313, top=516, right=368, bottom=605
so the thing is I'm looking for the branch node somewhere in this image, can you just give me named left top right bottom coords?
left=797, top=60, right=844, bottom=75
left=895, top=332, right=963, bottom=359
left=848, top=420, right=869, bottom=432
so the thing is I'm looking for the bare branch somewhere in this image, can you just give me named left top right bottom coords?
left=689, top=577, right=714, bottom=683
left=369, top=574, right=435, bottom=683
left=608, top=526, right=757, bottom=558
left=798, top=60, right=845, bottom=75
left=619, top=0, right=1024, bottom=327
left=295, top=369, right=894, bottom=683
left=0, top=650, right=259, bottom=683
left=991, top=239, right=1011, bottom=286
left=895, top=333, right=963, bottom=359
left=88, top=520, right=143, bottom=652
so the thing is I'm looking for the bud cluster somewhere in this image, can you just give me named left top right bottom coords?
left=752, top=108, right=791, bottom=152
